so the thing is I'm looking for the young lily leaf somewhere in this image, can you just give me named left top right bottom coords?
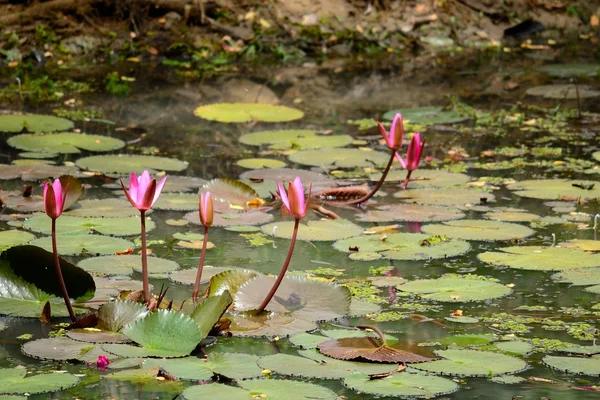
left=7, top=132, right=125, bottom=154
left=30, top=234, right=134, bottom=256
left=0, top=368, right=79, bottom=395
left=78, top=255, right=179, bottom=276
left=421, top=220, right=534, bottom=241
left=344, top=371, right=459, bottom=398
left=190, top=291, right=233, bottom=340
left=479, top=246, right=600, bottom=271
left=0, top=114, right=73, bottom=133
left=412, top=349, right=527, bottom=377
left=194, top=103, right=304, bottom=123
left=23, top=214, right=156, bottom=236
left=396, top=275, right=511, bottom=302
left=96, top=300, right=149, bottom=332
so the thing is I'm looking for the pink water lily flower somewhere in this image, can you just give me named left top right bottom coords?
left=120, top=171, right=167, bottom=211
left=199, top=192, right=214, bottom=228
left=278, top=177, right=312, bottom=220
left=378, top=113, right=404, bottom=151
left=43, top=179, right=68, bottom=219
left=96, top=355, right=110, bottom=370
left=396, top=132, right=425, bottom=171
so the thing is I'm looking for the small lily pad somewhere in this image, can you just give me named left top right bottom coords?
left=8, top=132, right=125, bottom=154
left=479, top=246, right=600, bottom=271
left=490, top=375, right=526, bottom=384
left=484, top=211, right=540, bottom=222
left=194, top=103, right=304, bottom=123
left=344, top=371, right=459, bottom=398
left=31, top=234, right=134, bottom=255
left=0, top=368, right=79, bottom=395
left=262, top=219, right=363, bottom=241
left=76, top=154, right=188, bottom=174
left=65, top=198, right=143, bottom=217
left=395, top=188, right=495, bottom=207
left=396, top=275, right=511, bottom=302
left=526, top=84, right=600, bottom=99
left=22, top=337, right=104, bottom=363
left=23, top=214, right=155, bottom=236
left=552, top=267, right=600, bottom=286
left=383, top=107, right=467, bottom=125
left=0, top=114, right=74, bottom=133
left=412, top=349, right=527, bottom=377
left=78, top=255, right=179, bottom=276
left=356, top=204, right=465, bottom=223
left=185, top=209, right=273, bottom=227
left=370, top=169, right=471, bottom=187
left=421, top=220, right=534, bottom=241
left=236, top=158, right=287, bottom=169
left=153, top=193, right=198, bottom=211
left=508, top=179, right=600, bottom=200
left=240, top=129, right=353, bottom=150
left=289, top=148, right=390, bottom=169
left=494, top=341, right=533, bottom=356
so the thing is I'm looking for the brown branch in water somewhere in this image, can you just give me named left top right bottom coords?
left=356, top=324, right=388, bottom=346
left=311, top=204, right=341, bottom=219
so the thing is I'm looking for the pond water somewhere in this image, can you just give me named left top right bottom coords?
left=1, top=51, right=600, bottom=399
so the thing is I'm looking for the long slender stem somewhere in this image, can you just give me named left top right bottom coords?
left=356, top=325, right=387, bottom=346
left=52, top=218, right=76, bottom=323
left=402, top=170, right=414, bottom=190
left=257, top=218, right=300, bottom=313
left=345, top=150, right=396, bottom=206
left=140, top=210, right=150, bottom=304
left=192, top=226, right=209, bottom=300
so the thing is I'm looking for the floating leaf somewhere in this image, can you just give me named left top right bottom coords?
left=240, top=129, right=353, bottom=150
left=396, top=275, right=511, bottom=302
left=158, top=175, right=207, bottom=192
left=23, top=214, right=155, bottom=236
left=76, top=154, right=188, bottom=174
left=289, top=148, right=389, bottom=168
left=484, top=210, right=540, bottom=222
left=318, top=336, right=432, bottom=363
left=181, top=380, right=337, bottom=400
left=490, top=375, right=526, bottom=384
left=262, top=219, right=363, bottom=241
left=383, top=107, right=467, bottom=125
left=370, top=169, right=471, bottom=187
left=169, top=266, right=240, bottom=286
left=559, top=345, right=600, bottom=356
left=439, top=334, right=494, bottom=347
left=97, top=300, right=150, bottom=332
left=507, top=179, right=600, bottom=200
left=66, top=328, right=130, bottom=344
left=395, top=188, right=495, bottom=207
left=7, top=132, right=125, bottom=154
left=185, top=209, right=273, bottom=227
left=153, top=193, right=198, bottom=211
left=194, top=103, right=304, bottom=123
left=421, top=220, right=534, bottom=241
left=539, top=64, right=600, bottom=77
left=543, top=355, right=600, bottom=376
left=236, top=158, right=287, bottom=169
left=445, top=315, right=480, bottom=324
left=191, top=291, right=233, bottom=340
left=31, top=234, right=134, bottom=256
left=78, top=255, right=179, bottom=276
left=526, top=84, right=600, bottom=99
left=199, top=178, right=261, bottom=212
left=0, top=114, right=73, bottom=133
left=412, top=349, right=527, bottom=377
left=560, top=240, right=600, bottom=252
left=495, top=341, right=533, bottom=356
left=333, top=233, right=470, bottom=261
left=0, top=164, right=84, bottom=180
left=239, top=167, right=333, bottom=188
left=479, top=246, right=600, bottom=271
left=207, top=269, right=261, bottom=297
left=552, top=267, right=600, bottom=286
left=356, top=204, right=465, bottom=223
left=65, top=198, right=143, bottom=217
left=228, top=312, right=317, bottom=337
left=344, top=371, right=459, bottom=398
left=22, top=337, right=105, bottom=362
left=0, top=231, right=34, bottom=252
left=0, top=368, right=79, bottom=395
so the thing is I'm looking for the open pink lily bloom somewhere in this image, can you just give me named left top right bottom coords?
left=199, top=192, right=214, bottom=228
left=277, top=176, right=312, bottom=220
left=43, top=179, right=68, bottom=219
left=396, top=132, right=425, bottom=171
left=120, top=171, right=167, bottom=212
left=378, top=113, right=404, bottom=151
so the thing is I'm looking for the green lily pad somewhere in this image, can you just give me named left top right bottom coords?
left=395, top=188, right=495, bottom=207
left=239, top=168, right=333, bottom=188
left=194, top=103, right=304, bottom=123
left=543, top=355, right=600, bottom=376
left=560, top=240, right=600, bottom=251
left=112, top=309, right=201, bottom=357
left=181, top=380, right=337, bottom=400
left=396, top=275, right=511, bottom=302
left=439, top=334, right=494, bottom=347
left=239, top=129, right=353, bottom=150
left=484, top=211, right=540, bottom=222
left=234, top=276, right=351, bottom=321
left=65, top=198, right=143, bottom=217
left=479, top=246, right=600, bottom=271
left=191, top=291, right=233, bottom=340
left=344, top=371, right=459, bottom=398
left=494, top=341, right=533, bottom=356
left=333, top=233, right=470, bottom=261
left=21, top=337, right=105, bottom=363
left=76, top=154, right=188, bottom=174
left=445, top=315, right=480, bottom=324
left=507, top=179, right=600, bottom=200
left=78, top=255, right=179, bottom=276
left=169, top=266, right=240, bottom=285
left=0, top=164, right=84, bottom=180
left=18, top=151, right=58, bottom=159
left=198, top=178, right=261, bottom=213
left=559, top=345, right=600, bottom=356
left=158, top=175, right=207, bottom=192
left=356, top=204, right=465, bottom=223
left=258, top=349, right=397, bottom=379
left=412, top=349, right=527, bottom=377
left=140, top=358, right=214, bottom=381
left=370, top=169, right=471, bottom=187
left=7, top=132, right=125, bottom=154
left=66, top=328, right=130, bottom=344
left=145, top=352, right=263, bottom=380
left=228, top=312, right=318, bottom=337
left=421, top=220, right=534, bottom=241
left=236, top=158, right=287, bottom=169
left=552, top=267, right=600, bottom=286
left=0, top=368, right=79, bottom=395
left=539, top=64, right=600, bottom=77
left=185, top=209, right=273, bottom=227
left=490, top=375, right=526, bottom=384
left=23, top=214, right=155, bottom=236
left=526, top=84, right=600, bottom=99
left=30, top=234, right=134, bottom=256
left=0, top=114, right=73, bottom=133
left=383, top=107, right=467, bottom=125
left=289, top=148, right=390, bottom=168
left=262, top=219, right=363, bottom=241
left=0, top=230, right=34, bottom=252
left=153, top=193, right=198, bottom=211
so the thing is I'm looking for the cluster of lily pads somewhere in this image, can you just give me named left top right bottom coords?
left=1, top=86, right=600, bottom=400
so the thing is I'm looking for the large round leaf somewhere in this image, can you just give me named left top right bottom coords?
left=0, top=230, right=34, bottom=252
left=543, top=355, right=600, bottom=375
left=262, top=219, right=363, bottom=241
left=318, top=337, right=433, bottom=363
left=507, top=179, right=600, bottom=200
left=383, top=107, right=467, bottom=125
left=23, top=214, right=155, bottom=236
left=412, top=349, right=527, bottom=377
left=395, top=188, right=495, bottom=206
left=479, top=246, right=600, bottom=271
left=237, top=158, right=286, bottom=169
left=344, top=371, right=459, bottom=398
left=0, top=114, right=73, bottom=133
left=356, top=204, right=465, bottom=223
left=65, top=198, right=142, bottom=217
left=22, top=337, right=105, bottom=362
left=78, top=255, right=179, bottom=276
left=186, top=209, right=273, bottom=227
left=552, top=267, right=600, bottom=285
left=396, top=275, right=511, bottom=302
left=194, top=103, right=304, bottom=123
left=0, top=368, right=79, bottom=395
left=145, top=352, right=262, bottom=380
left=153, top=193, right=198, bottom=211
left=239, top=129, right=353, bottom=150
left=228, top=312, right=318, bottom=338
left=76, top=154, right=188, bottom=174
left=289, top=148, right=390, bottom=168
left=181, top=380, right=337, bottom=400
left=421, top=220, right=534, bottom=241
left=7, top=132, right=125, bottom=154
left=0, top=164, right=84, bottom=181
left=370, top=169, right=471, bottom=187
left=31, top=234, right=134, bottom=256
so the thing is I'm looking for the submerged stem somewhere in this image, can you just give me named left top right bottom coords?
left=192, top=226, right=210, bottom=300
left=345, top=150, right=396, bottom=206
left=356, top=324, right=387, bottom=346
left=52, top=218, right=76, bottom=323
left=140, top=210, right=151, bottom=304
left=257, top=218, right=300, bottom=313
left=402, top=170, right=414, bottom=190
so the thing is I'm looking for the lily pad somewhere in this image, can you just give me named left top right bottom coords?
left=383, top=107, right=467, bottom=125
left=239, top=129, right=353, bottom=150
left=199, top=178, right=261, bottom=213
left=539, top=64, right=600, bottom=77
left=484, top=211, right=540, bottom=222
left=66, top=328, right=130, bottom=344
left=421, top=220, right=534, bottom=241
left=490, top=375, right=526, bottom=384
left=560, top=240, right=600, bottom=251
left=356, top=204, right=465, bottom=223
left=395, top=188, right=495, bottom=207
left=30, top=234, right=134, bottom=256
left=153, top=193, right=198, bottom=211
left=169, top=266, right=240, bottom=285
left=396, top=275, right=511, bottom=302
left=0, top=164, right=84, bottom=180
left=207, top=269, right=261, bottom=297
left=344, top=371, right=459, bottom=398
left=318, top=337, right=433, bottom=363
left=22, top=337, right=105, bottom=362
left=76, top=154, right=188, bottom=174
left=495, top=341, right=533, bottom=356
left=479, top=246, right=600, bottom=271
left=333, top=233, right=470, bottom=261
left=439, top=334, right=494, bottom=347
left=507, top=179, right=600, bottom=200
left=412, top=349, right=527, bottom=377
left=23, top=214, right=155, bottom=236
left=185, top=209, right=273, bottom=227
left=97, top=300, right=150, bottom=332
left=7, top=132, right=125, bottom=154
left=552, top=267, right=600, bottom=286
left=228, top=312, right=318, bottom=337
left=289, top=148, right=390, bottom=168
left=370, top=169, right=471, bottom=187
left=526, top=84, right=600, bottom=99
left=158, top=175, right=207, bottom=192
left=65, top=198, right=143, bottom=217
left=0, top=368, right=79, bottom=395
left=262, top=219, right=363, bottom=241
left=0, top=114, right=73, bottom=133
left=194, top=103, right=304, bottom=123
left=181, top=380, right=337, bottom=400
left=0, top=231, right=34, bottom=252
left=236, top=158, right=287, bottom=169
left=239, top=168, right=332, bottom=187
left=78, top=255, right=179, bottom=276
left=543, top=355, right=600, bottom=376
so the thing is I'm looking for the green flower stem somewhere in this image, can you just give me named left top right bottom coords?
left=140, top=210, right=151, bottom=304
left=192, top=226, right=210, bottom=300
left=257, top=218, right=300, bottom=313
left=345, top=150, right=396, bottom=206
left=51, top=218, right=77, bottom=323
left=402, top=170, right=414, bottom=190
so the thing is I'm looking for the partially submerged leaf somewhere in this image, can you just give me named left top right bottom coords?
left=318, top=337, right=433, bottom=363
left=0, top=368, right=79, bottom=395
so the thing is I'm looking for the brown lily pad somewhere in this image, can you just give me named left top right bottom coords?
left=318, top=336, right=433, bottom=363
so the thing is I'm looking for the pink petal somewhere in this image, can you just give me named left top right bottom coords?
left=138, top=171, right=151, bottom=195
left=395, top=152, right=407, bottom=169
left=52, top=179, right=63, bottom=216
left=120, top=177, right=137, bottom=209
left=377, top=121, right=389, bottom=143
left=128, top=172, right=139, bottom=205
left=277, top=182, right=291, bottom=214
left=289, top=177, right=305, bottom=218
left=152, top=176, right=168, bottom=206
left=389, top=113, right=404, bottom=149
